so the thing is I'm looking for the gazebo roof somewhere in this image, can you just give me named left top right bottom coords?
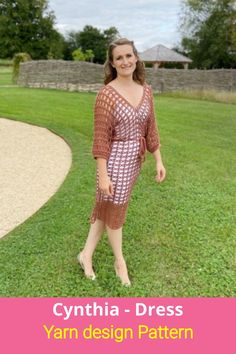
left=139, top=44, right=192, bottom=63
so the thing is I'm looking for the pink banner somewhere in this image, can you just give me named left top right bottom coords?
left=0, top=298, right=235, bottom=354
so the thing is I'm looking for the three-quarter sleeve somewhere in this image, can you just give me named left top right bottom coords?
left=92, top=88, right=113, bottom=160
left=145, top=86, right=161, bottom=153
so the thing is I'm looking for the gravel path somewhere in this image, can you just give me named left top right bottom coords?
left=0, top=118, right=72, bottom=238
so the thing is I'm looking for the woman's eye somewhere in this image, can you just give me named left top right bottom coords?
left=116, top=54, right=132, bottom=60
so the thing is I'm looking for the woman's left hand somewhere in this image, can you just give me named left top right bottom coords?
left=155, top=162, right=166, bottom=183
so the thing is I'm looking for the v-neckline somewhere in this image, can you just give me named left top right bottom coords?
left=106, top=82, right=146, bottom=111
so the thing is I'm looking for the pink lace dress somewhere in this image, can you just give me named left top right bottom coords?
left=90, top=82, right=161, bottom=229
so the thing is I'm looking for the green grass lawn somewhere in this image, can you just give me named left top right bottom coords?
left=0, top=86, right=235, bottom=297
left=0, top=67, right=14, bottom=86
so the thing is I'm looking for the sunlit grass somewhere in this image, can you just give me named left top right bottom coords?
left=0, top=66, right=13, bottom=85
left=161, top=88, right=236, bottom=104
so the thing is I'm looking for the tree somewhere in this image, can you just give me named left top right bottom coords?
left=84, top=49, right=95, bottom=62
left=72, top=48, right=86, bottom=61
left=179, top=0, right=236, bottom=68
left=47, top=31, right=65, bottom=59
left=63, top=30, right=81, bottom=60
left=63, top=25, right=120, bottom=63
left=78, top=25, right=106, bottom=63
left=72, top=48, right=94, bottom=62
left=0, top=0, right=63, bottom=59
left=103, top=26, right=121, bottom=50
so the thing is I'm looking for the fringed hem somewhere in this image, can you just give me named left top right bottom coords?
left=89, top=200, right=128, bottom=230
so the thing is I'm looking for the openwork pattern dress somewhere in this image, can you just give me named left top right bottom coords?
left=90, top=82, right=161, bottom=229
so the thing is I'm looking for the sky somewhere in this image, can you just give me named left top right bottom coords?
left=48, top=0, right=183, bottom=52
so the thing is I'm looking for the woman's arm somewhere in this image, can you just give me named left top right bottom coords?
left=92, top=89, right=113, bottom=161
left=152, top=148, right=166, bottom=183
left=92, top=89, right=114, bottom=196
left=96, top=158, right=113, bottom=196
left=152, top=147, right=163, bottom=164
left=146, top=86, right=166, bottom=183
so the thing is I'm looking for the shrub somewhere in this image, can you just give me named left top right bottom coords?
left=72, top=48, right=86, bottom=61
left=12, top=52, right=31, bottom=83
left=72, top=48, right=94, bottom=62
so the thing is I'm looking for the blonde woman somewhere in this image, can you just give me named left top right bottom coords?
left=78, top=38, right=166, bottom=286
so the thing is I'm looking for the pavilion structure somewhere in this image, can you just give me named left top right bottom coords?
left=138, top=44, right=192, bottom=69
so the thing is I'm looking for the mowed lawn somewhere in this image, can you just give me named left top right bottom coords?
left=0, top=86, right=235, bottom=297
left=0, top=67, right=14, bottom=86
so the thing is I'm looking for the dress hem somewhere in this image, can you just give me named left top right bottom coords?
left=89, top=200, right=128, bottom=230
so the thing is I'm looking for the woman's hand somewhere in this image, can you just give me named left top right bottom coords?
left=156, top=162, right=166, bottom=183
left=96, top=158, right=114, bottom=196
left=99, top=174, right=114, bottom=196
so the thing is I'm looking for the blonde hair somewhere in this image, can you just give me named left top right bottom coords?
left=104, top=38, right=145, bottom=85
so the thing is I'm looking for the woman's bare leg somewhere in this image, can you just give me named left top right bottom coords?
left=106, top=225, right=131, bottom=286
left=79, top=219, right=105, bottom=277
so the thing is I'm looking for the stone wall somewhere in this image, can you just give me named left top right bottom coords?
left=18, top=60, right=236, bottom=92
left=147, top=68, right=236, bottom=92
left=18, top=60, right=104, bottom=89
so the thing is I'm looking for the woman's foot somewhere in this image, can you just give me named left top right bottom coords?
left=77, top=251, right=96, bottom=280
left=114, top=259, right=131, bottom=286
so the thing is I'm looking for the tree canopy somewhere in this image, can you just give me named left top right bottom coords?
left=0, top=0, right=63, bottom=59
left=63, top=25, right=120, bottom=63
left=0, top=1, right=121, bottom=62
left=179, top=0, right=236, bottom=68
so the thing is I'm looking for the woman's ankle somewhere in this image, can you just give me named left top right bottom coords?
left=115, top=257, right=126, bottom=265
left=81, top=249, right=93, bottom=261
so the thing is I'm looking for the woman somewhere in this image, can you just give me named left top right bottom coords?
left=78, top=38, right=166, bottom=286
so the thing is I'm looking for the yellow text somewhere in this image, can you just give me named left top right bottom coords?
left=138, top=325, right=194, bottom=340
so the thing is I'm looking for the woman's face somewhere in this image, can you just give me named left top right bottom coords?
left=111, top=44, right=138, bottom=78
